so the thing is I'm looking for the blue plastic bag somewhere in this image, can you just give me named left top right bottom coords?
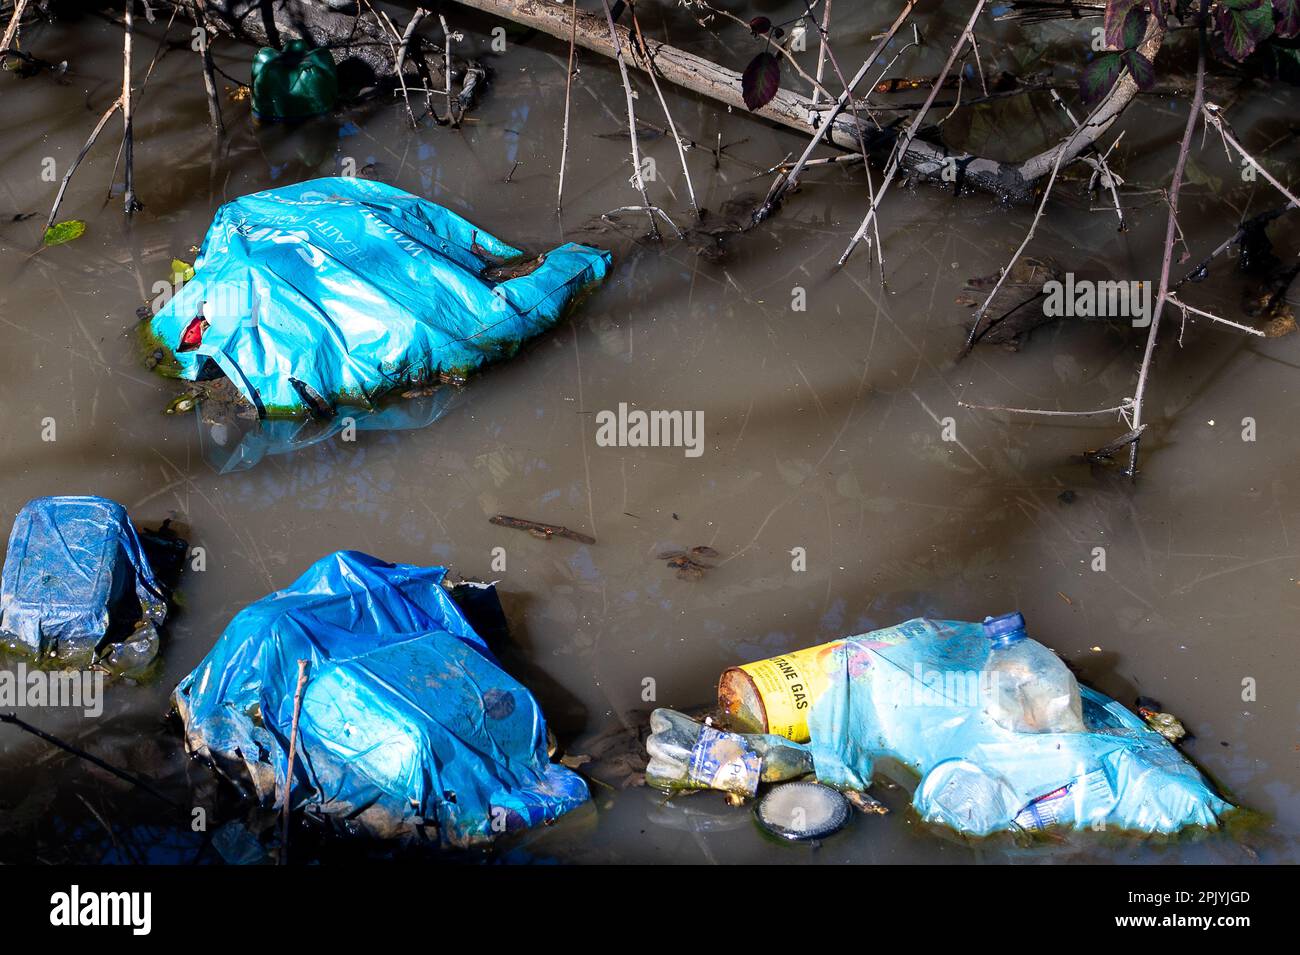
left=804, top=618, right=1231, bottom=835
left=146, top=177, right=611, bottom=415
left=0, top=496, right=168, bottom=675
left=172, top=551, right=588, bottom=846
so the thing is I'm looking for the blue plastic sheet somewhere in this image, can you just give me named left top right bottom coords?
left=147, top=177, right=611, bottom=415
left=173, top=551, right=588, bottom=846
left=0, top=496, right=168, bottom=675
left=805, top=618, right=1231, bottom=835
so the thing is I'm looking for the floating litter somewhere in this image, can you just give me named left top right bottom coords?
left=755, top=781, right=850, bottom=841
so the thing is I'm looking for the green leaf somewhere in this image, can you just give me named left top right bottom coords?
left=43, top=219, right=86, bottom=246
left=1080, top=52, right=1124, bottom=106
left=1216, top=0, right=1275, bottom=61
left=1122, top=49, right=1157, bottom=89
left=170, top=258, right=195, bottom=285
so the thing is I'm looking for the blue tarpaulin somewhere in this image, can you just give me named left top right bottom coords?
left=0, top=496, right=168, bottom=675
left=805, top=618, right=1231, bottom=835
left=146, top=177, right=611, bottom=415
left=173, top=550, right=588, bottom=846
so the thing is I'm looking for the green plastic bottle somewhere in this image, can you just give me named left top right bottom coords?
left=251, top=39, right=338, bottom=121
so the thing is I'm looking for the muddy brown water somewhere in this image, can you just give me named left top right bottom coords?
left=0, top=4, right=1296, bottom=864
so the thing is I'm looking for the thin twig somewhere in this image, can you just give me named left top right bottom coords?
left=1, top=712, right=181, bottom=810
left=1201, top=104, right=1300, bottom=210
left=395, top=8, right=428, bottom=128
left=630, top=5, right=699, bottom=217
left=122, top=1, right=139, bottom=214
left=1174, top=202, right=1296, bottom=290
left=439, top=13, right=458, bottom=126
left=811, top=0, right=831, bottom=108
left=959, top=398, right=1135, bottom=418
left=1167, top=294, right=1265, bottom=337
left=601, top=204, right=684, bottom=237
left=961, top=94, right=1115, bottom=354
left=557, top=0, right=578, bottom=211
left=279, top=659, right=310, bottom=866
left=45, top=98, right=123, bottom=235
left=839, top=0, right=987, bottom=266
left=687, top=0, right=834, bottom=100
left=193, top=0, right=223, bottom=135
left=1126, top=0, right=1210, bottom=477
left=753, top=0, right=917, bottom=226
left=1050, top=88, right=1123, bottom=230
left=600, top=0, right=659, bottom=239
left=795, top=0, right=887, bottom=274
left=1, top=0, right=29, bottom=68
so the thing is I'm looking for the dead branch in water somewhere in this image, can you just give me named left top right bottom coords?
left=1, top=0, right=30, bottom=68
left=751, top=2, right=916, bottom=227
left=192, top=0, right=224, bottom=135
left=600, top=0, right=659, bottom=239
left=839, top=0, right=988, bottom=266
left=1125, top=1, right=1210, bottom=478
left=0, top=712, right=181, bottom=810
left=629, top=5, right=699, bottom=218
left=394, top=7, right=428, bottom=128
left=450, top=0, right=1165, bottom=205
left=45, top=97, right=123, bottom=235
left=490, top=514, right=596, bottom=545
left=121, top=1, right=140, bottom=215
left=556, top=0, right=578, bottom=211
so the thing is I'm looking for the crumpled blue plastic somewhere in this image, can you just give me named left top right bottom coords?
left=0, top=496, right=167, bottom=672
left=147, top=177, right=611, bottom=415
left=172, top=550, right=588, bottom=846
left=805, top=618, right=1231, bottom=835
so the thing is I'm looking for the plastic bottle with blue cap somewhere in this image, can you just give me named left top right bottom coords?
left=981, top=611, right=1085, bottom=733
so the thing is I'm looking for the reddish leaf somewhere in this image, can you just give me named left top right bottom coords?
left=741, top=51, right=781, bottom=111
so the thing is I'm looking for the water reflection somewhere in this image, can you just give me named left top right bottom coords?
left=195, top=387, right=463, bottom=474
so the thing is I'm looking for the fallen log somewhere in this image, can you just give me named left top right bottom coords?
left=449, top=0, right=1165, bottom=204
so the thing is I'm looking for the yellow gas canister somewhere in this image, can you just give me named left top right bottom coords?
left=718, top=640, right=848, bottom=742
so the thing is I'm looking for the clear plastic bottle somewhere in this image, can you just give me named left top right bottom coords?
left=981, top=612, right=1085, bottom=734
left=645, top=708, right=813, bottom=796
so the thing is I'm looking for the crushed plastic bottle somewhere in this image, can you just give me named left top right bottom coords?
left=251, top=39, right=338, bottom=121
left=645, top=708, right=813, bottom=797
left=980, top=611, right=1085, bottom=734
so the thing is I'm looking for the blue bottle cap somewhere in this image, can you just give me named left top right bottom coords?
left=983, top=611, right=1026, bottom=648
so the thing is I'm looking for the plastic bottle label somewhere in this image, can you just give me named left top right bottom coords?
left=687, top=727, right=761, bottom=796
